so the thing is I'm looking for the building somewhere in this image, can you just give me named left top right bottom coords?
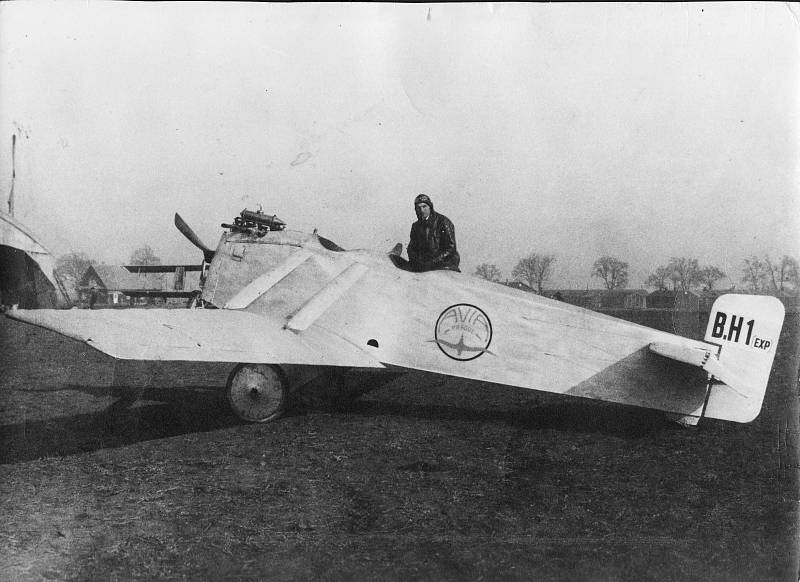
left=647, top=289, right=701, bottom=311
left=544, top=290, right=595, bottom=308
left=699, top=288, right=799, bottom=314
left=544, top=289, right=647, bottom=309
left=595, top=289, right=648, bottom=309
left=697, top=289, right=734, bottom=312
left=79, top=264, right=202, bottom=306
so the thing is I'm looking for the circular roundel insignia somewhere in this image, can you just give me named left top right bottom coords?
left=434, top=304, right=493, bottom=361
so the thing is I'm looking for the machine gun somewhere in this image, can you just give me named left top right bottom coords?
left=222, top=209, right=287, bottom=235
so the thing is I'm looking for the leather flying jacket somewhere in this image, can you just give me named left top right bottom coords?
left=407, top=211, right=460, bottom=272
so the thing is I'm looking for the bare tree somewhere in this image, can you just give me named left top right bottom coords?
left=512, top=253, right=556, bottom=294
left=129, top=245, right=162, bottom=266
left=55, top=252, right=97, bottom=282
left=668, top=257, right=702, bottom=292
left=764, top=255, right=798, bottom=292
left=474, top=263, right=502, bottom=282
left=645, top=266, right=673, bottom=291
left=741, top=256, right=768, bottom=292
left=699, top=265, right=726, bottom=291
left=592, top=256, right=629, bottom=290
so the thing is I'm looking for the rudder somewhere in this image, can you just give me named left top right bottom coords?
left=701, top=294, right=785, bottom=422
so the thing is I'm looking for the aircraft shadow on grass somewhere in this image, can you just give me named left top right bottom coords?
left=0, top=387, right=240, bottom=465
left=0, top=378, right=676, bottom=465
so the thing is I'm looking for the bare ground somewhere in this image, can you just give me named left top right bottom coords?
left=0, top=314, right=798, bottom=581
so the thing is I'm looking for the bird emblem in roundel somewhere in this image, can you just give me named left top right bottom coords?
left=433, top=304, right=493, bottom=361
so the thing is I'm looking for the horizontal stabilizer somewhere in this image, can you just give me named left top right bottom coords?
left=649, top=342, right=747, bottom=400
left=649, top=342, right=714, bottom=368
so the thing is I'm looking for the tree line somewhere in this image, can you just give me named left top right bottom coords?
left=53, top=245, right=798, bottom=296
left=474, top=253, right=799, bottom=294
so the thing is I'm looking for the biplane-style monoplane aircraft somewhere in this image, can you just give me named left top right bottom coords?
left=5, top=209, right=785, bottom=425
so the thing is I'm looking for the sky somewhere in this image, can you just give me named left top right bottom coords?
left=0, top=2, right=798, bottom=289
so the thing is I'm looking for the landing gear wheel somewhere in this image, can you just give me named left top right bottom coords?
left=226, top=364, right=288, bottom=423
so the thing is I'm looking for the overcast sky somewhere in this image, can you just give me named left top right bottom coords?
left=1, top=2, right=797, bottom=288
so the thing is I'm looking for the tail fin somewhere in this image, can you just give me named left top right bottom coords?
left=702, top=294, right=785, bottom=422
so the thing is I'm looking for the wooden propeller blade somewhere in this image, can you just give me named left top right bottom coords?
left=174, top=213, right=215, bottom=263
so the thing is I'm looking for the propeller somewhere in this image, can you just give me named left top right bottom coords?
left=174, top=213, right=215, bottom=263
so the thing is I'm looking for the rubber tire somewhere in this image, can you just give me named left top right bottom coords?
left=226, top=363, right=288, bottom=423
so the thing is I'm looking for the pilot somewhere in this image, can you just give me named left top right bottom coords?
left=407, top=194, right=460, bottom=272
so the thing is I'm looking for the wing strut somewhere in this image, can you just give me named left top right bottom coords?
left=224, top=250, right=313, bottom=309
left=286, top=262, right=369, bottom=332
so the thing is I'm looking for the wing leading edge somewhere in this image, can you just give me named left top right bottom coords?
left=6, top=308, right=384, bottom=369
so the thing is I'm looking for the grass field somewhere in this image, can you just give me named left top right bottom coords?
left=1, top=312, right=798, bottom=581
